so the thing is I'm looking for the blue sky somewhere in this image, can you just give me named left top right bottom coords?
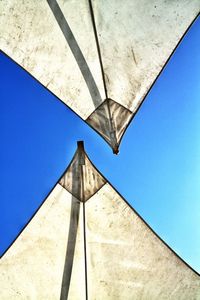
left=0, top=17, right=200, bottom=272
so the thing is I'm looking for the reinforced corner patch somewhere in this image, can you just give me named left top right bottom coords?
left=86, top=98, right=133, bottom=154
left=59, top=141, right=106, bottom=201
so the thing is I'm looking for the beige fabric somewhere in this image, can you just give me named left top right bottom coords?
left=1, top=185, right=200, bottom=299
left=86, top=184, right=200, bottom=299
left=86, top=98, right=133, bottom=153
left=0, top=1, right=199, bottom=150
left=0, top=185, right=86, bottom=300
left=92, top=1, right=200, bottom=113
left=0, top=0, right=105, bottom=118
left=59, top=144, right=106, bottom=201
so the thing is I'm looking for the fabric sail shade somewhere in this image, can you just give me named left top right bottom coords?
left=1, top=142, right=200, bottom=299
left=0, top=0, right=199, bottom=152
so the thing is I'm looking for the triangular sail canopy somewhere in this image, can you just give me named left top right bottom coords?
left=1, top=142, right=200, bottom=299
left=0, top=0, right=199, bottom=152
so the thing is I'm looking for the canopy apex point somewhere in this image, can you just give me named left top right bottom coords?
left=77, top=140, right=85, bottom=151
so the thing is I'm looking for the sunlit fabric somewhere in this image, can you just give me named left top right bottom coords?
left=0, top=0, right=199, bottom=151
left=1, top=2, right=200, bottom=299
left=1, top=144, right=200, bottom=299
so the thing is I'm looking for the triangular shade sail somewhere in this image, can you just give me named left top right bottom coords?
left=1, top=142, right=200, bottom=299
left=0, top=0, right=199, bottom=152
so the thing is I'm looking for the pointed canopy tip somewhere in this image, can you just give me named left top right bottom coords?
left=77, top=140, right=84, bottom=151
left=113, top=146, right=119, bottom=155
left=77, top=139, right=119, bottom=155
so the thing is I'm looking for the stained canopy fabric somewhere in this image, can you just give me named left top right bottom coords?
left=1, top=2, right=200, bottom=298
left=1, top=143, right=200, bottom=299
left=0, top=0, right=199, bottom=152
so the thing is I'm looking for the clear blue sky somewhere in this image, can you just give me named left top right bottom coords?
left=0, top=17, right=199, bottom=272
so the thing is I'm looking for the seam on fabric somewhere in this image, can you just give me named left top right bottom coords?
left=59, top=182, right=107, bottom=203
left=80, top=142, right=88, bottom=300
left=83, top=201, right=88, bottom=300
left=88, top=0, right=108, bottom=99
left=86, top=98, right=133, bottom=120
left=87, top=0, right=119, bottom=152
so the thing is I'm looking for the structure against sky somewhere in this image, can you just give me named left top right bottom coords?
left=0, top=0, right=199, bottom=152
left=1, top=142, right=200, bottom=299
left=1, top=1, right=200, bottom=299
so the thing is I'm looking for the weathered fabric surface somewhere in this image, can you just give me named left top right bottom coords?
left=1, top=187, right=200, bottom=298
left=0, top=0, right=199, bottom=150
left=59, top=144, right=106, bottom=201
left=86, top=184, right=200, bottom=300
left=0, top=185, right=86, bottom=299
left=86, top=98, right=133, bottom=153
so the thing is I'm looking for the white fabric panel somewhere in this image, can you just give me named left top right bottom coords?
left=86, top=183, right=200, bottom=299
left=0, top=185, right=85, bottom=300
left=92, top=0, right=200, bottom=112
left=0, top=0, right=105, bottom=118
left=0, top=1, right=199, bottom=149
left=0, top=177, right=200, bottom=298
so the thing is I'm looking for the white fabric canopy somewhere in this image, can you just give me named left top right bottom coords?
left=0, top=0, right=199, bottom=151
left=1, top=143, right=200, bottom=299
